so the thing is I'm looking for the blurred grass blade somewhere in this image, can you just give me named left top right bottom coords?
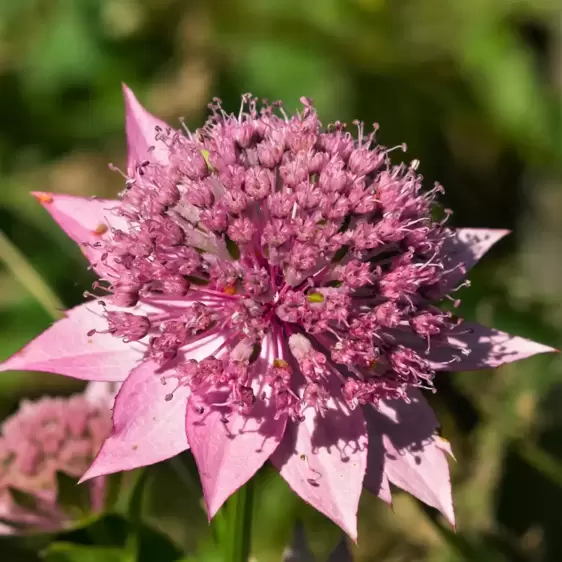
left=124, top=469, right=147, bottom=559
left=0, top=228, right=65, bottom=320
left=518, top=440, right=562, bottom=489
left=282, top=521, right=315, bottom=562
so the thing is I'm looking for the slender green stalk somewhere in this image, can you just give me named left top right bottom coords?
left=223, top=479, right=254, bottom=562
left=0, top=228, right=65, bottom=320
left=517, top=439, right=562, bottom=489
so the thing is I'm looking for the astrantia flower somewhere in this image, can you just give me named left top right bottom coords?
left=0, top=86, right=556, bottom=539
left=0, top=385, right=113, bottom=533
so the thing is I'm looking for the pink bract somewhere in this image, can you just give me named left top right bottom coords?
left=0, top=85, right=556, bottom=540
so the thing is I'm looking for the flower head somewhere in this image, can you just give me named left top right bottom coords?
left=0, top=387, right=112, bottom=533
left=0, top=86, right=556, bottom=540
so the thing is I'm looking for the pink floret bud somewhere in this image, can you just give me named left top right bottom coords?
left=0, top=394, right=111, bottom=533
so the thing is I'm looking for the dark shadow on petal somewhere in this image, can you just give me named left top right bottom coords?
left=271, top=400, right=367, bottom=483
left=188, top=380, right=286, bottom=452
left=363, top=388, right=439, bottom=486
left=308, top=407, right=367, bottom=461
left=366, top=390, right=437, bottom=450
left=427, top=228, right=508, bottom=298
left=389, top=318, right=554, bottom=373
left=362, top=421, right=385, bottom=496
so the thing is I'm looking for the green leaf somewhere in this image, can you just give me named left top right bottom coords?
left=8, top=487, right=42, bottom=513
left=55, top=514, right=128, bottom=548
left=42, top=543, right=128, bottom=562
left=22, top=1, right=104, bottom=93
left=0, top=535, right=43, bottom=562
left=125, top=469, right=149, bottom=524
left=136, top=523, right=184, bottom=562
left=331, top=246, right=349, bottom=263
left=249, top=343, right=261, bottom=364
left=220, top=480, right=254, bottom=562
left=103, top=472, right=124, bottom=512
left=185, top=276, right=210, bottom=286
left=123, top=470, right=184, bottom=562
left=54, top=512, right=183, bottom=562
left=225, top=235, right=241, bottom=260
left=56, top=472, right=91, bottom=518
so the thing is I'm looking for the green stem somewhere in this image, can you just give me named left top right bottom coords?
left=223, top=479, right=254, bottom=562
left=0, top=228, right=65, bottom=320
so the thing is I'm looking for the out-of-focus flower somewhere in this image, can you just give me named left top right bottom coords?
left=0, top=385, right=113, bottom=534
left=84, top=380, right=121, bottom=408
left=0, top=87, right=556, bottom=539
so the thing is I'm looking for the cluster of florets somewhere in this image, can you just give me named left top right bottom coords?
left=0, top=395, right=111, bottom=530
left=91, top=94, right=465, bottom=422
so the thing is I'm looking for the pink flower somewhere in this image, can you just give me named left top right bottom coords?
left=0, top=384, right=113, bottom=534
left=0, top=86, right=556, bottom=540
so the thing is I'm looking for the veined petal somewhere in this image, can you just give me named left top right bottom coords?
left=435, top=228, right=510, bottom=296
left=271, top=397, right=368, bottom=541
left=186, top=342, right=287, bottom=519
left=80, top=360, right=190, bottom=481
left=31, top=192, right=126, bottom=276
left=429, top=322, right=558, bottom=371
left=122, top=84, right=172, bottom=171
left=383, top=434, right=454, bottom=526
left=186, top=389, right=286, bottom=519
left=364, top=390, right=454, bottom=526
left=0, top=301, right=142, bottom=381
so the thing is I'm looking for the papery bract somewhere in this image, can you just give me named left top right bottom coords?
left=1, top=86, right=556, bottom=540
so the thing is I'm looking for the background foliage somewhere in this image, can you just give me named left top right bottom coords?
left=0, top=0, right=561, bottom=560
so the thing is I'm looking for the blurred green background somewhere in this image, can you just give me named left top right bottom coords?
left=0, top=0, right=561, bottom=560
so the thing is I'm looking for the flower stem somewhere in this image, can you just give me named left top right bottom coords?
left=0, top=228, right=65, bottom=320
left=223, top=479, right=254, bottom=562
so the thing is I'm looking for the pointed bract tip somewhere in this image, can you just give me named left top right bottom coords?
left=121, top=82, right=136, bottom=101
left=77, top=454, right=110, bottom=484
left=77, top=471, right=94, bottom=486
left=203, top=492, right=224, bottom=523
left=120, top=81, right=172, bottom=170
left=442, top=505, right=456, bottom=529
left=436, top=436, right=456, bottom=461
left=31, top=191, right=54, bottom=204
